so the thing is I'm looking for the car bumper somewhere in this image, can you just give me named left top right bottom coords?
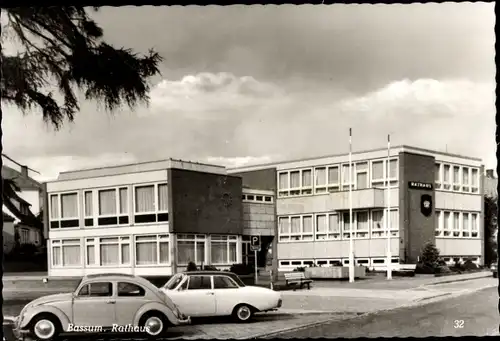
left=175, top=315, right=191, bottom=325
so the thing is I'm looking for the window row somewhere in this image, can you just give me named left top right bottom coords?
left=278, top=209, right=399, bottom=242
left=278, top=257, right=401, bottom=267
left=242, top=194, right=274, bottom=204
left=278, top=159, right=398, bottom=197
left=51, top=234, right=239, bottom=268
left=49, top=182, right=169, bottom=229
left=435, top=210, right=480, bottom=238
left=435, top=163, right=480, bottom=193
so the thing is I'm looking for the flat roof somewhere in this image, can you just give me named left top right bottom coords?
left=227, top=145, right=483, bottom=172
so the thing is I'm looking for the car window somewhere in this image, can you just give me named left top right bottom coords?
left=164, top=274, right=185, bottom=290
left=78, top=282, right=113, bottom=297
left=118, top=282, right=146, bottom=297
left=213, top=276, right=239, bottom=289
left=187, top=276, right=212, bottom=290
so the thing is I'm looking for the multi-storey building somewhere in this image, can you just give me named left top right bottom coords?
left=45, top=159, right=274, bottom=277
left=228, top=145, right=484, bottom=270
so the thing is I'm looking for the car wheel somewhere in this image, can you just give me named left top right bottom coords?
left=232, top=304, right=253, bottom=323
left=493, top=272, right=498, bottom=278
left=140, top=312, right=168, bottom=337
left=30, top=314, right=61, bottom=340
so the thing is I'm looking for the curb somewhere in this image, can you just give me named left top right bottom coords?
left=425, top=272, right=492, bottom=286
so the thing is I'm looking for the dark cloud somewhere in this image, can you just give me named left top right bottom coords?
left=93, top=4, right=494, bottom=94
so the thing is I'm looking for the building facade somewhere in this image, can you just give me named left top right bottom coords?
left=228, top=145, right=484, bottom=270
left=45, top=159, right=275, bottom=277
left=2, top=156, right=44, bottom=249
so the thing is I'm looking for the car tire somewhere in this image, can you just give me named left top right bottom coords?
left=232, top=304, right=254, bottom=323
left=493, top=272, right=498, bottom=278
left=30, top=314, right=61, bottom=340
left=140, top=312, right=168, bottom=337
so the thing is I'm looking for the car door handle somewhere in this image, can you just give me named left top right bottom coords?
left=206, top=292, right=214, bottom=295
left=106, top=300, right=116, bottom=304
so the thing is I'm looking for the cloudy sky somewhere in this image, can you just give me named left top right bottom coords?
left=2, top=3, right=496, bottom=181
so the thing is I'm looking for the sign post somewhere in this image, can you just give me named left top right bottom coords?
left=250, top=235, right=261, bottom=284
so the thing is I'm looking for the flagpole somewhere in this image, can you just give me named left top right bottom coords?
left=349, top=128, right=355, bottom=283
left=386, top=134, right=392, bottom=280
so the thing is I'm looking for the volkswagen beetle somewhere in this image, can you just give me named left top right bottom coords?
left=14, top=273, right=190, bottom=340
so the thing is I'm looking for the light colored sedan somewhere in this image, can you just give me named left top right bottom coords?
left=14, top=273, right=190, bottom=340
left=161, top=271, right=282, bottom=322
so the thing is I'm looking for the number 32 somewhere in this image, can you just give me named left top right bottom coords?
left=454, top=320, right=465, bottom=329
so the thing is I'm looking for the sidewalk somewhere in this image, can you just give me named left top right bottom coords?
left=279, top=274, right=496, bottom=314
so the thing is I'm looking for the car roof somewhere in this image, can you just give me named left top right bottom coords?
left=84, top=273, right=136, bottom=279
left=183, top=271, right=239, bottom=277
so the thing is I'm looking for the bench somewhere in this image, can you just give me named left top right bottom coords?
left=284, top=272, right=313, bottom=290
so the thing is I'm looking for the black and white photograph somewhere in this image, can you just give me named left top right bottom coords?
left=1, top=2, right=497, bottom=340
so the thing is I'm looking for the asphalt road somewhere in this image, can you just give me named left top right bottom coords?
left=271, top=286, right=498, bottom=338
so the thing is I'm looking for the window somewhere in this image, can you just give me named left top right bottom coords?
left=117, top=282, right=146, bottom=297
left=211, top=235, right=238, bottom=264
left=279, top=215, right=314, bottom=241
left=49, top=193, right=79, bottom=229
left=371, top=210, right=385, bottom=237
left=443, top=212, right=451, bottom=236
left=462, top=213, right=470, bottom=237
left=51, top=239, right=81, bottom=267
left=471, top=213, right=479, bottom=237
left=328, top=214, right=341, bottom=239
left=86, top=238, right=96, bottom=266
left=315, top=214, right=327, bottom=240
left=372, top=161, right=384, bottom=185
left=443, top=164, right=451, bottom=190
left=187, top=276, right=212, bottom=290
left=134, top=183, right=169, bottom=224
left=20, top=203, right=30, bottom=215
left=341, top=164, right=354, bottom=191
left=389, top=209, right=399, bottom=237
left=278, top=172, right=289, bottom=196
left=242, top=194, right=273, bottom=204
left=279, top=217, right=290, bottom=242
left=356, top=162, right=369, bottom=190
left=177, top=234, right=206, bottom=265
left=435, top=211, right=443, bottom=237
left=213, top=276, right=239, bottom=289
left=84, top=191, right=93, bottom=227
left=462, top=167, right=470, bottom=192
left=78, top=282, right=112, bottom=297
left=135, top=234, right=170, bottom=265
left=327, top=166, right=340, bottom=192
left=97, top=187, right=129, bottom=226
left=452, top=166, right=461, bottom=191
left=342, top=212, right=353, bottom=239
left=356, top=211, right=369, bottom=238
left=278, top=169, right=313, bottom=197
left=21, top=228, right=29, bottom=244
left=435, top=163, right=442, bottom=189
left=315, top=167, right=327, bottom=193
left=452, top=212, right=460, bottom=237
left=471, top=169, right=479, bottom=193
left=99, top=237, right=130, bottom=266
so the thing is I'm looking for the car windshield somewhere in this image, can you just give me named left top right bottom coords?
left=164, top=274, right=185, bottom=290
left=229, top=274, right=245, bottom=287
left=74, top=278, right=83, bottom=292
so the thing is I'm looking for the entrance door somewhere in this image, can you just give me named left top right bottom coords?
left=241, top=239, right=255, bottom=266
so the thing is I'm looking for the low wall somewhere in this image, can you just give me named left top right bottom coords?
left=305, top=266, right=366, bottom=279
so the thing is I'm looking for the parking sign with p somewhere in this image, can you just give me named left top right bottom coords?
left=250, top=235, right=261, bottom=252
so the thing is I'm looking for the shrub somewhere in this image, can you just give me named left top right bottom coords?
left=421, top=241, right=440, bottom=266
left=202, top=265, right=220, bottom=271
left=463, top=259, right=479, bottom=271
left=415, top=262, right=435, bottom=274
left=186, top=261, right=198, bottom=271
left=434, top=265, right=452, bottom=274
left=293, top=266, right=306, bottom=272
left=229, top=263, right=254, bottom=275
